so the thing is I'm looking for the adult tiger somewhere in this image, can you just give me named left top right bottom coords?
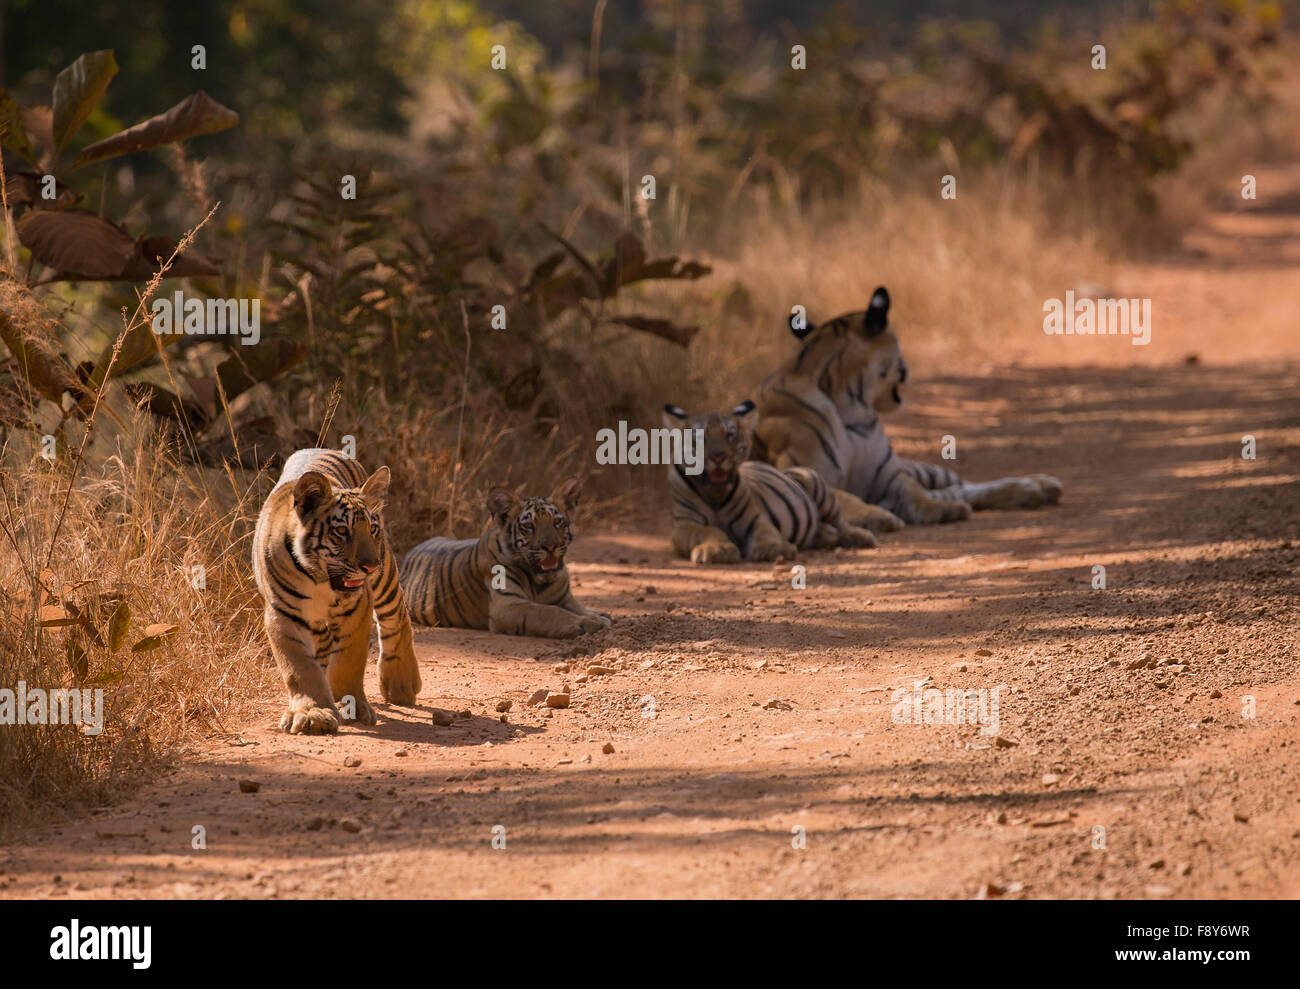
left=252, top=448, right=422, bottom=735
left=663, top=400, right=879, bottom=564
left=399, top=478, right=612, bottom=639
left=753, top=287, right=1062, bottom=526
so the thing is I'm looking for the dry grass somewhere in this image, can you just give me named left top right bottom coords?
left=0, top=426, right=273, bottom=831
left=591, top=166, right=1116, bottom=423
left=0, top=195, right=275, bottom=831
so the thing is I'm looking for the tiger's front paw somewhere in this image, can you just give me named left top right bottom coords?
left=281, top=700, right=340, bottom=735
left=691, top=541, right=740, bottom=565
left=575, top=613, right=611, bottom=635
left=379, top=650, right=422, bottom=706
left=837, top=525, right=878, bottom=549
left=944, top=500, right=974, bottom=522
left=337, top=693, right=377, bottom=726
left=751, top=538, right=798, bottom=562
left=1032, top=474, right=1063, bottom=505
left=863, top=507, right=906, bottom=532
left=907, top=497, right=973, bottom=525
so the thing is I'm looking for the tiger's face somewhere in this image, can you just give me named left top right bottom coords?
left=663, top=401, right=756, bottom=504
left=292, top=467, right=389, bottom=594
left=487, top=477, right=582, bottom=583
left=791, top=286, right=908, bottom=415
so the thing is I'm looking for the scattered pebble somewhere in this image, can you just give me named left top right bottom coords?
left=237, top=779, right=260, bottom=794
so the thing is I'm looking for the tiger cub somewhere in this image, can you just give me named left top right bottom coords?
left=754, top=287, right=1063, bottom=526
left=663, top=400, right=878, bottom=565
left=252, top=448, right=422, bottom=735
left=399, top=478, right=612, bottom=639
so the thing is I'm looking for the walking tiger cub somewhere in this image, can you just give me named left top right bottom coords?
left=252, top=448, right=422, bottom=735
left=663, top=401, right=879, bottom=564
left=399, top=478, right=612, bottom=639
left=753, top=287, right=1062, bottom=526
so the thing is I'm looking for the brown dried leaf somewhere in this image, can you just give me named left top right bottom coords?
left=0, top=90, right=37, bottom=164
left=52, top=50, right=119, bottom=153
left=107, top=600, right=130, bottom=653
left=131, top=623, right=179, bottom=652
left=38, top=604, right=87, bottom=627
left=66, top=639, right=88, bottom=682
left=18, top=209, right=134, bottom=278
left=17, top=210, right=221, bottom=281
left=71, top=91, right=239, bottom=171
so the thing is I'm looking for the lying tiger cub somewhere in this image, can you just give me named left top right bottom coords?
left=251, top=448, right=422, bottom=735
left=664, top=400, right=878, bottom=564
left=399, top=478, right=612, bottom=639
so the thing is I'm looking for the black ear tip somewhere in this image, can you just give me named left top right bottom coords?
left=870, top=286, right=890, bottom=308
left=732, top=399, right=756, bottom=416
left=664, top=403, right=687, bottom=418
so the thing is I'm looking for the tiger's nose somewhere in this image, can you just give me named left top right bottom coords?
left=359, top=560, right=379, bottom=574
left=541, top=541, right=558, bottom=553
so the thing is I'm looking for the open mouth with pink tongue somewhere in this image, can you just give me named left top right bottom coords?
left=707, top=467, right=731, bottom=484
left=330, top=573, right=366, bottom=591
left=536, top=553, right=561, bottom=572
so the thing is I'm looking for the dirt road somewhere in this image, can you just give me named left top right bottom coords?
left=2, top=170, right=1297, bottom=900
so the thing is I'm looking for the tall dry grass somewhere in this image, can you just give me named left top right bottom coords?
left=0, top=201, right=275, bottom=831
left=0, top=426, right=273, bottom=831
left=583, top=167, right=1117, bottom=427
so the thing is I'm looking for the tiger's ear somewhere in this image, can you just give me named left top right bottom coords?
left=663, top=403, right=688, bottom=429
left=789, top=308, right=814, bottom=340
left=731, top=399, right=758, bottom=426
left=486, top=486, right=518, bottom=528
left=360, top=466, right=390, bottom=511
left=292, top=471, right=333, bottom=520
left=864, top=286, right=890, bottom=337
left=551, top=476, right=582, bottom=515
